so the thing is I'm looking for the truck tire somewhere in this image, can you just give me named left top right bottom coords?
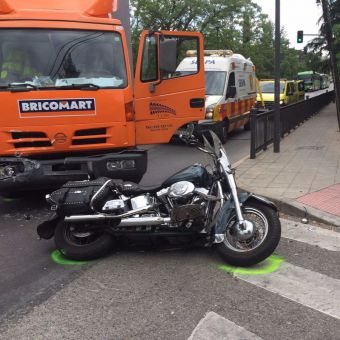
left=244, top=120, right=250, bottom=131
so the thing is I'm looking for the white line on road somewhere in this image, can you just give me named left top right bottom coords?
left=235, top=262, right=340, bottom=320
left=188, top=311, right=263, bottom=340
left=281, top=218, right=340, bottom=252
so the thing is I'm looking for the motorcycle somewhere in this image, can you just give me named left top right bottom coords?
left=37, top=132, right=281, bottom=267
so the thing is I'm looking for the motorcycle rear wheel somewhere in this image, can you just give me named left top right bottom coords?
left=215, top=199, right=281, bottom=267
left=54, top=220, right=115, bottom=261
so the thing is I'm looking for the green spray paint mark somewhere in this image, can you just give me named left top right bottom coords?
left=51, top=250, right=88, bottom=266
left=218, top=255, right=285, bottom=275
left=2, top=197, right=18, bottom=203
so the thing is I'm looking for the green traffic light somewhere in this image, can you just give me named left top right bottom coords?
left=297, top=30, right=303, bottom=43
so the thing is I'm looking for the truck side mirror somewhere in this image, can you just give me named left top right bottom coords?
left=226, top=86, right=236, bottom=99
left=159, top=38, right=178, bottom=74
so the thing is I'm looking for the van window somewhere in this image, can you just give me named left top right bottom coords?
left=226, top=72, right=236, bottom=99
left=228, top=72, right=235, bottom=87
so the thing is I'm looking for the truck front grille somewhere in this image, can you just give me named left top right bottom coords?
left=72, top=128, right=109, bottom=146
left=10, top=131, right=52, bottom=149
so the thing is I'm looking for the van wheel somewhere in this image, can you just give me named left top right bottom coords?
left=218, top=122, right=228, bottom=144
left=244, top=121, right=251, bottom=131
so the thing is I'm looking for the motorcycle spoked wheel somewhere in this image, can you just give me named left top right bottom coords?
left=215, top=199, right=281, bottom=267
left=54, top=219, right=115, bottom=261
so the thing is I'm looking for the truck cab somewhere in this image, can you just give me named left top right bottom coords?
left=0, top=0, right=205, bottom=194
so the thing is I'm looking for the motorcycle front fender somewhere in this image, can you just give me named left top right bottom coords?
left=213, top=192, right=278, bottom=243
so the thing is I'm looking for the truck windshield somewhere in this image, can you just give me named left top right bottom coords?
left=260, top=82, right=285, bottom=94
left=0, top=29, right=127, bottom=89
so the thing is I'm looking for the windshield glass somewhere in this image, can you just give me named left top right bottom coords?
left=176, top=70, right=226, bottom=95
left=0, top=29, right=127, bottom=89
left=298, top=74, right=312, bottom=83
left=205, top=71, right=226, bottom=95
left=260, top=82, right=285, bottom=94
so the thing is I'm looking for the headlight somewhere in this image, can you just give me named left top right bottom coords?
left=280, top=100, right=284, bottom=105
left=205, top=104, right=215, bottom=119
left=107, top=160, right=136, bottom=171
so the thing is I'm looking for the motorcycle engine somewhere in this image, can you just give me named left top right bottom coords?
left=161, top=181, right=206, bottom=229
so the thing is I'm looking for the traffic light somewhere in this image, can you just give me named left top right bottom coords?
left=297, top=30, right=303, bottom=43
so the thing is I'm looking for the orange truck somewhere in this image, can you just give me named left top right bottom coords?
left=0, top=0, right=205, bottom=195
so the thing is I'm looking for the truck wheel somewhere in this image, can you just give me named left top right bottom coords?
left=244, top=121, right=251, bottom=131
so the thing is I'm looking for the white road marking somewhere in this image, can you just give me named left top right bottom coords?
left=188, top=311, right=263, bottom=340
left=281, top=218, right=340, bottom=252
left=235, top=262, right=340, bottom=320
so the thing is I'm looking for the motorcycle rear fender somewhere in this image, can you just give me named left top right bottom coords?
left=37, top=214, right=60, bottom=240
left=214, top=193, right=278, bottom=243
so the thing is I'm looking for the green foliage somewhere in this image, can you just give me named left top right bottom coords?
left=130, top=0, right=324, bottom=79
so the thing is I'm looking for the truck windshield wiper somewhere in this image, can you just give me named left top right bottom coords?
left=56, top=83, right=100, bottom=91
left=0, top=83, right=39, bottom=92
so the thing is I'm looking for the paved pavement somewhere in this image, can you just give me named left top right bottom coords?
left=236, top=102, right=340, bottom=229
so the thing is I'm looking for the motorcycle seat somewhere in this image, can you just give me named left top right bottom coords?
left=116, top=181, right=163, bottom=196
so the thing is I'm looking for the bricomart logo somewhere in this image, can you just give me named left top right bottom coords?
left=18, top=99, right=96, bottom=118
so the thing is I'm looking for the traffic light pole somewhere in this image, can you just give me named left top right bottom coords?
left=274, top=0, right=281, bottom=152
left=320, top=0, right=340, bottom=131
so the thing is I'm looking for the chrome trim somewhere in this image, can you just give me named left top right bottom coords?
left=118, top=217, right=171, bottom=227
left=65, top=205, right=153, bottom=223
left=214, top=234, right=225, bottom=243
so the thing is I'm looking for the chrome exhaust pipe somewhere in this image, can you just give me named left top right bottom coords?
left=65, top=214, right=170, bottom=227
left=65, top=205, right=153, bottom=223
left=119, top=217, right=171, bottom=227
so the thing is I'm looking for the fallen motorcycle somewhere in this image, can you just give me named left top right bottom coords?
left=37, top=132, right=281, bottom=266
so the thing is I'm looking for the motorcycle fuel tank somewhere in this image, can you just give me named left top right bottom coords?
left=162, top=164, right=211, bottom=188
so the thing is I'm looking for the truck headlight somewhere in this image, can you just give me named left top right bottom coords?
left=107, top=160, right=136, bottom=171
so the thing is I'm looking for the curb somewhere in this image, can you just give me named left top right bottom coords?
left=238, top=188, right=340, bottom=231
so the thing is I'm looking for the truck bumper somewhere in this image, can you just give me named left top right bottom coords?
left=194, top=120, right=223, bottom=135
left=0, top=150, right=147, bottom=194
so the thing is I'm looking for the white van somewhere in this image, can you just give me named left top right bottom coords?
left=176, top=50, right=257, bottom=142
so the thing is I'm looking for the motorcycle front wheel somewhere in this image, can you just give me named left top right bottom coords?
left=215, top=199, right=281, bottom=267
left=54, top=220, right=115, bottom=261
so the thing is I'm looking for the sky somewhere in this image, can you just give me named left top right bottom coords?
left=253, top=0, right=324, bottom=50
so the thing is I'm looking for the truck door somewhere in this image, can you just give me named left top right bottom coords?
left=134, top=31, right=205, bottom=144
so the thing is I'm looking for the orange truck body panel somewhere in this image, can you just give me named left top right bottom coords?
left=0, top=0, right=205, bottom=192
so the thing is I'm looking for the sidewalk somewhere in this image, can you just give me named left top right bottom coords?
left=236, top=102, right=340, bottom=229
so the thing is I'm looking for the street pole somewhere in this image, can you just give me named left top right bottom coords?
left=274, top=0, right=281, bottom=152
left=115, top=0, right=134, bottom=78
left=320, top=0, right=340, bottom=131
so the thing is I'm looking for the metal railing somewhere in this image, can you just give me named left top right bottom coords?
left=250, top=91, right=335, bottom=159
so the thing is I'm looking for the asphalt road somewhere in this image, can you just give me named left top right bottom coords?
left=1, top=99, right=339, bottom=339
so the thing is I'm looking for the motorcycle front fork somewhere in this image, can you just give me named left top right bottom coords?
left=224, top=171, right=254, bottom=240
